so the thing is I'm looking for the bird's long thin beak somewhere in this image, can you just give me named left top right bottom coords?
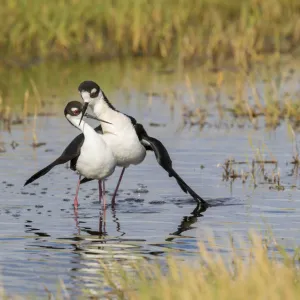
left=84, top=113, right=112, bottom=125
left=79, top=102, right=89, bottom=125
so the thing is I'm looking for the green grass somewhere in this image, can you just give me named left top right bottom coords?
left=2, top=0, right=300, bottom=65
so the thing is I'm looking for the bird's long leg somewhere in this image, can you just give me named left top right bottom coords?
left=99, top=181, right=107, bottom=235
left=102, top=180, right=106, bottom=209
left=111, top=167, right=126, bottom=206
left=74, top=175, right=81, bottom=209
left=98, top=180, right=102, bottom=204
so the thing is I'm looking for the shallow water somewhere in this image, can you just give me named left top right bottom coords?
left=1, top=60, right=300, bottom=297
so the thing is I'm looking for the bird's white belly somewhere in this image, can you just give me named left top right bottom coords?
left=76, top=141, right=116, bottom=179
left=103, top=133, right=146, bottom=167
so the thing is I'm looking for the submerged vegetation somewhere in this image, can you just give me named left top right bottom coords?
left=182, top=67, right=300, bottom=130
left=102, top=233, right=300, bottom=300
left=2, top=0, right=300, bottom=66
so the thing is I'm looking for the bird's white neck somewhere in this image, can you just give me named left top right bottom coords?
left=92, top=100, right=121, bottom=129
left=91, top=99, right=111, bottom=117
left=90, top=97, right=134, bottom=134
left=67, top=116, right=94, bottom=135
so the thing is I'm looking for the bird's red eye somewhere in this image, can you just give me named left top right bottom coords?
left=72, top=109, right=80, bottom=115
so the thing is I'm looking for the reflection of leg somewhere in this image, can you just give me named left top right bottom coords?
left=98, top=180, right=102, bottom=204
left=102, top=180, right=106, bottom=195
left=99, top=212, right=103, bottom=234
left=74, top=205, right=80, bottom=234
left=74, top=175, right=81, bottom=209
left=99, top=202, right=107, bottom=235
left=111, top=167, right=126, bottom=206
left=111, top=205, right=125, bottom=236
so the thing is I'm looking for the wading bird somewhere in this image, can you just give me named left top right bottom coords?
left=24, top=101, right=116, bottom=208
left=78, top=81, right=209, bottom=210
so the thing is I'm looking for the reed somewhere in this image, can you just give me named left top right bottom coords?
left=2, top=0, right=300, bottom=65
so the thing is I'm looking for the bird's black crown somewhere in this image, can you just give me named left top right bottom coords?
left=78, top=81, right=100, bottom=98
left=64, top=101, right=83, bottom=117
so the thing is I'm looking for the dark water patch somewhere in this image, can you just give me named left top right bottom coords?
left=149, top=200, right=166, bottom=205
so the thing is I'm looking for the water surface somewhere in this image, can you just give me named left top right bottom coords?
left=0, top=60, right=300, bottom=297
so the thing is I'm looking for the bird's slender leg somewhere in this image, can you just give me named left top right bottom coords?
left=102, top=180, right=106, bottom=209
left=102, top=180, right=106, bottom=195
left=98, top=180, right=102, bottom=204
left=111, top=167, right=126, bottom=206
left=99, top=181, right=107, bottom=235
left=74, top=175, right=81, bottom=209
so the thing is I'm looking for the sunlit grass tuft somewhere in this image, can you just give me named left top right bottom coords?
left=103, top=233, right=300, bottom=300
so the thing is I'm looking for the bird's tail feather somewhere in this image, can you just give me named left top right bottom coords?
left=24, top=162, right=57, bottom=186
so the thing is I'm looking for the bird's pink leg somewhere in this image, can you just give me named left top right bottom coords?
left=74, top=175, right=81, bottom=209
left=111, top=167, right=126, bottom=206
left=102, top=180, right=106, bottom=209
left=98, top=180, right=102, bottom=204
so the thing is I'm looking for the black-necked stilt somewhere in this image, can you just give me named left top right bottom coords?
left=24, top=101, right=116, bottom=208
left=78, top=81, right=209, bottom=210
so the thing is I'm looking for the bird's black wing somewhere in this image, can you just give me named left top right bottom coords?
left=24, top=133, right=85, bottom=186
left=135, top=123, right=208, bottom=207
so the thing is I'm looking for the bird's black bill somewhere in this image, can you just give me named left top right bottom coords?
left=79, top=102, right=89, bottom=125
left=84, top=113, right=112, bottom=125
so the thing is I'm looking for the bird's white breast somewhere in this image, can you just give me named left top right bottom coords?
left=93, top=104, right=146, bottom=167
left=76, top=124, right=116, bottom=179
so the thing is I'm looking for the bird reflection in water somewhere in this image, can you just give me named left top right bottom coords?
left=73, top=195, right=125, bottom=238
left=73, top=196, right=206, bottom=245
left=166, top=201, right=207, bottom=242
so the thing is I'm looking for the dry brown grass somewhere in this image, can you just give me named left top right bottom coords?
left=103, top=233, right=300, bottom=300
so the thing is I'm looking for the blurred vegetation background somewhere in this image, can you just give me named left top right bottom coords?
left=2, top=0, right=300, bottom=67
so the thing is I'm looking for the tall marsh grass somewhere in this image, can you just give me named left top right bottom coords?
left=104, top=233, right=300, bottom=300
left=3, top=0, right=300, bottom=65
